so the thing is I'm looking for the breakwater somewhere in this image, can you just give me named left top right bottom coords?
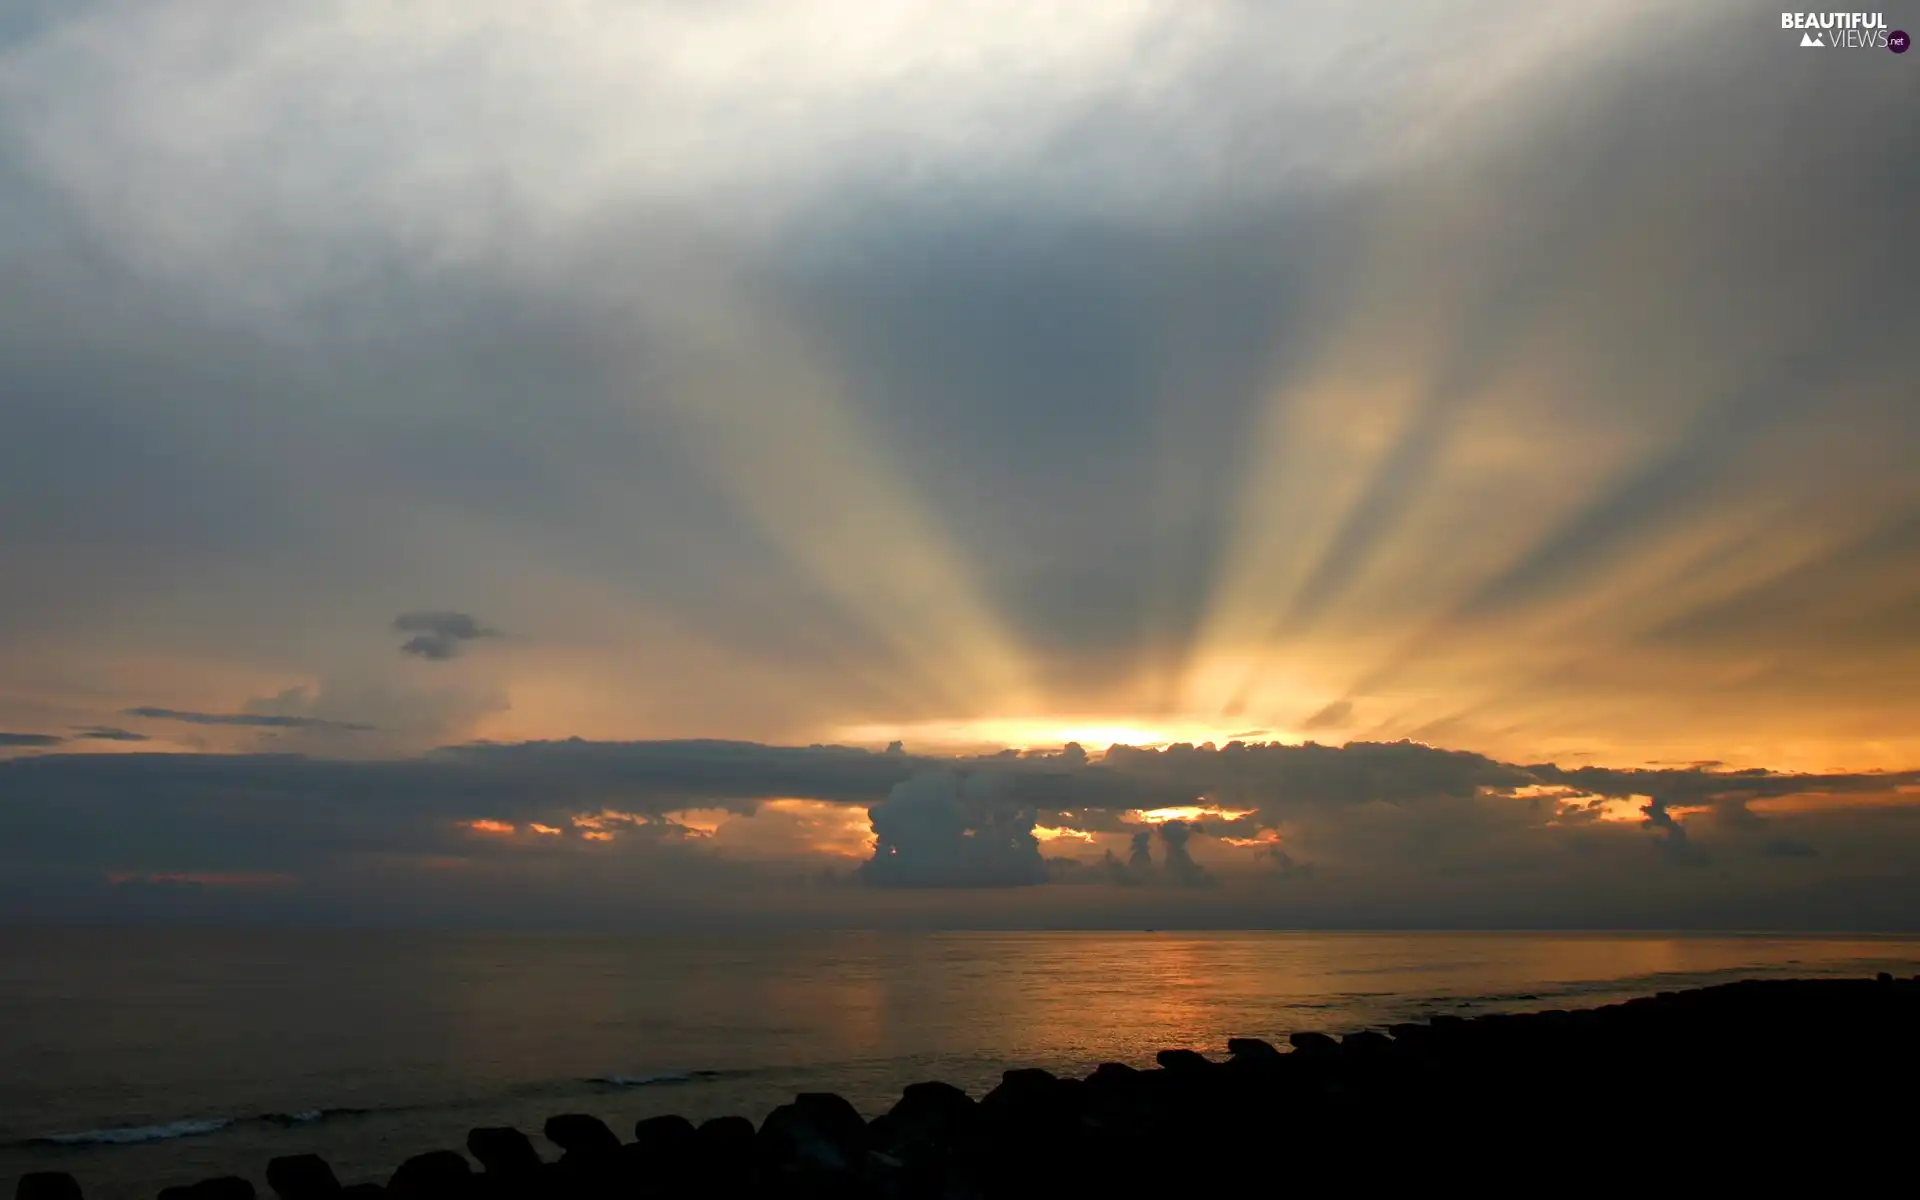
left=19, top=974, right=1916, bottom=1198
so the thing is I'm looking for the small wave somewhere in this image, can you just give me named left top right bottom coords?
left=259, top=1107, right=369, bottom=1128
left=36, top=1118, right=233, bottom=1146
left=26, top=1106, right=377, bottom=1148
left=593, top=1069, right=723, bottom=1088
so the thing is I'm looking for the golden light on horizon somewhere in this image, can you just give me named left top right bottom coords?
left=1219, top=832, right=1283, bottom=848
left=666, top=808, right=733, bottom=837
left=835, top=716, right=1297, bottom=755
left=464, top=819, right=516, bottom=835
left=1127, top=804, right=1257, bottom=825
left=1032, top=825, right=1095, bottom=842
left=757, top=798, right=878, bottom=858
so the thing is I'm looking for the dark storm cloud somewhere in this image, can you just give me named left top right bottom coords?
left=860, top=771, right=1047, bottom=888
left=1095, top=831, right=1158, bottom=888
left=123, top=707, right=376, bottom=732
left=394, top=611, right=500, bottom=661
left=0, top=732, right=62, bottom=747
left=1156, top=820, right=1211, bottom=888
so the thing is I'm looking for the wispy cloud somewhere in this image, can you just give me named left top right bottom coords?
left=0, top=732, right=63, bottom=747
left=123, top=707, right=375, bottom=733
left=69, top=726, right=150, bottom=742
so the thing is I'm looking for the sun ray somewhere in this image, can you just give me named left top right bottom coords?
left=619, top=276, right=1037, bottom=720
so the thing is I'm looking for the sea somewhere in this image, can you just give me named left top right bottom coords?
left=4, top=929, right=1918, bottom=1198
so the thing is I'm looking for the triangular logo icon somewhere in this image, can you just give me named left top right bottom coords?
left=1799, top=31, right=1823, bottom=46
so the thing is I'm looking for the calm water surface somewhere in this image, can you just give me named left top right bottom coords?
left=4, top=929, right=1917, bottom=1197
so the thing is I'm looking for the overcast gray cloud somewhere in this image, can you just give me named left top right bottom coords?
left=0, top=0, right=1909, bottom=767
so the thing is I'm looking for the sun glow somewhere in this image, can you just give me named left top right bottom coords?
left=666, top=808, right=733, bottom=837
left=1219, top=832, right=1283, bottom=848
left=1127, top=804, right=1258, bottom=825
left=1033, top=824, right=1095, bottom=842
left=757, top=798, right=878, bottom=858
left=837, top=716, right=1294, bottom=755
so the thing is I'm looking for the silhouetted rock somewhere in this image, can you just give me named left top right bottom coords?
left=79, top=976, right=1920, bottom=1197
left=759, top=1091, right=868, bottom=1174
left=1087, top=1061, right=1142, bottom=1087
left=878, top=1078, right=977, bottom=1178
left=463, top=1128, right=539, bottom=1178
left=690, top=1114, right=760, bottom=1193
left=1225, top=1037, right=1282, bottom=1061
left=1154, top=1048, right=1213, bottom=1073
left=619, top=1113, right=700, bottom=1189
left=632, top=1112, right=698, bottom=1156
left=990, top=1067, right=1056, bottom=1095
left=541, top=1113, right=620, bottom=1158
left=696, top=1114, right=758, bottom=1154
left=1341, top=1029, right=1392, bottom=1056
left=339, top=1187, right=385, bottom=1199
left=887, top=1079, right=975, bottom=1138
left=267, top=1155, right=342, bottom=1199
left=386, top=1151, right=471, bottom=1199
left=15, top=1174, right=82, bottom=1200
left=1288, top=1031, right=1339, bottom=1056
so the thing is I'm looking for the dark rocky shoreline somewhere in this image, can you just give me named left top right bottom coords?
left=20, top=974, right=1920, bottom=1199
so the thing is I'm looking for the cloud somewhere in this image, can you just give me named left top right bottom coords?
left=0, top=1, right=1914, bottom=935
left=1091, top=820, right=1212, bottom=888
left=1156, top=820, right=1211, bottom=888
left=0, top=732, right=62, bottom=747
left=394, top=611, right=501, bottom=661
left=0, top=0, right=1908, bottom=773
left=1099, top=830, right=1158, bottom=887
left=123, top=707, right=375, bottom=732
left=861, top=771, right=1047, bottom=888
left=2, top=737, right=1912, bottom=927
left=71, top=726, right=149, bottom=742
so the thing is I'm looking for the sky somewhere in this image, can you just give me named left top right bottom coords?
left=0, top=0, right=1916, bottom=929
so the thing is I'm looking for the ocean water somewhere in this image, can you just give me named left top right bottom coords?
left=4, top=929, right=1918, bottom=1198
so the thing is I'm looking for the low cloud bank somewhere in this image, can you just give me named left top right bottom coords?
left=1, top=738, right=1916, bottom=928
